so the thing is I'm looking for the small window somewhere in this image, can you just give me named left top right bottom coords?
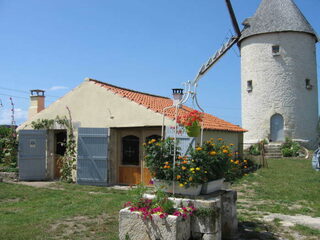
left=306, top=79, right=313, bottom=90
left=272, top=45, right=280, bottom=56
left=122, top=135, right=140, bottom=165
left=247, top=80, right=253, bottom=92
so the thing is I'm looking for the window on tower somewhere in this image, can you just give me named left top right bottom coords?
left=306, top=79, right=313, bottom=90
left=272, top=45, right=280, bottom=56
left=247, top=80, right=253, bottom=92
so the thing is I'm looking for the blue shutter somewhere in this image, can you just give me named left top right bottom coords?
left=165, top=126, right=195, bottom=156
left=18, top=130, right=47, bottom=180
left=77, top=128, right=109, bottom=186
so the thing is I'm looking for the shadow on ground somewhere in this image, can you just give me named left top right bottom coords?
left=237, top=221, right=279, bottom=240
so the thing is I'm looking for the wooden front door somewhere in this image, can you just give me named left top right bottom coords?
left=119, top=135, right=141, bottom=185
left=118, top=128, right=160, bottom=185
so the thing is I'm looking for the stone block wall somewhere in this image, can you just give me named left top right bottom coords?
left=119, top=190, right=238, bottom=240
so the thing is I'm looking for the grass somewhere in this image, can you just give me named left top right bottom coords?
left=1, top=157, right=319, bottom=239
left=234, top=157, right=320, bottom=239
left=234, top=158, right=320, bottom=217
left=0, top=182, right=129, bottom=240
left=291, top=224, right=320, bottom=237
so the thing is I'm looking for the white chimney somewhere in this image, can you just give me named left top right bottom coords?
left=172, top=88, right=184, bottom=106
left=28, top=89, right=45, bottom=119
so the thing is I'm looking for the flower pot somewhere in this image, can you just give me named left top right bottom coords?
left=119, top=208, right=190, bottom=240
left=154, top=179, right=202, bottom=196
left=200, top=178, right=225, bottom=194
left=186, top=125, right=201, bottom=137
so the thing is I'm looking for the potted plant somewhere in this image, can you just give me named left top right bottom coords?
left=119, top=185, right=196, bottom=240
left=190, top=138, right=233, bottom=194
left=177, top=110, right=204, bottom=137
left=144, top=137, right=236, bottom=195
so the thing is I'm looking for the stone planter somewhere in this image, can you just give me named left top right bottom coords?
left=153, top=179, right=202, bottom=196
left=119, top=208, right=190, bottom=240
left=201, top=178, right=225, bottom=195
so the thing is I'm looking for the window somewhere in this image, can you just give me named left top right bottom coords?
left=272, top=45, right=280, bottom=56
left=247, top=80, right=253, bottom=92
left=122, top=135, right=140, bottom=165
left=306, top=79, right=313, bottom=90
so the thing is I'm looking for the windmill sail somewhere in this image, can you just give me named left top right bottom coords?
left=191, top=0, right=241, bottom=81
left=198, top=35, right=239, bottom=76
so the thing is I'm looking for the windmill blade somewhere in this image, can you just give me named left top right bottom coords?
left=198, top=35, right=239, bottom=76
left=190, top=0, right=241, bottom=84
left=225, top=0, right=241, bottom=37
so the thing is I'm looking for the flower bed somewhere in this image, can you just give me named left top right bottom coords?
left=144, top=137, right=251, bottom=194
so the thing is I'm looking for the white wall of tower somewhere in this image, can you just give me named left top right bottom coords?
left=241, top=32, right=318, bottom=148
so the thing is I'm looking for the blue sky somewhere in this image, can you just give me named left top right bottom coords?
left=0, top=0, right=319, bottom=126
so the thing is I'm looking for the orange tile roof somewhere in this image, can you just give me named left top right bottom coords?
left=90, top=79, right=246, bottom=132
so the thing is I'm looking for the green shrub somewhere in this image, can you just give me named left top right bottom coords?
left=281, top=138, right=300, bottom=157
left=0, top=126, right=18, bottom=167
left=248, top=144, right=261, bottom=156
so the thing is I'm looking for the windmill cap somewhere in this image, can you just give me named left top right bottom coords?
left=239, top=0, right=318, bottom=42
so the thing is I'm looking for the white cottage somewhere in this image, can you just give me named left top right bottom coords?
left=17, top=78, right=245, bottom=186
left=240, top=0, right=319, bottom=148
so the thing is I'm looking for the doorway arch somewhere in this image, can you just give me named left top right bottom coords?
left=270, top=114, right=284, bottom=142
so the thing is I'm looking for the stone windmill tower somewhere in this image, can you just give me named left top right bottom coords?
left=239, top=0, right=319, bottom=148
left=177, top=0, right=318, bottom=149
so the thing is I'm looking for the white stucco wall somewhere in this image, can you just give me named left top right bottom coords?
left=241, top=32, right=318, bottom=148
left=18, top=80, right=175, bottom=130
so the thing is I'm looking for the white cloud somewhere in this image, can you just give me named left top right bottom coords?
left=0, top=108, right=28, bottom=125
left=48, top=86, right=68, bottom=91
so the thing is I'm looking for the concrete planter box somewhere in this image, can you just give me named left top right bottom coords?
left=119, top=208, right=190, bottom=240
left=201, top=178, right=225, bottom=194
left=153, top=179, right=202, bottom=196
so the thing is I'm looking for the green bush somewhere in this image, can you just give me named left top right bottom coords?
left=281, top=138, right=300, bottom=157
left=0, top=126, right=18, bottom=167
left=144, top=137, right=258, bottom=186
left=248, top=144, right=261, bottom=156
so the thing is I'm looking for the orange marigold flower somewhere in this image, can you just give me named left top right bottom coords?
left=178, top=156, right=183, bottom=159
left=244, top=166, right=247, bottom=169
left=228, top=153, right=233, bottom=157
left=182, top=166, right=187, bottom=170
left=244, top=160, right=248, bottom=163
left=167, top=166, right=171, bottom=169
left=209, top=151, right=217, bottom=156
left=176, top=175, right=181, bottom=179
left=165, top=162, right=169, bottom=165
left=223, top=149, right=228, bottom=154
left=218, top=138, right=223, bottom=141
left=189, top=177, right=193, bottom=181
